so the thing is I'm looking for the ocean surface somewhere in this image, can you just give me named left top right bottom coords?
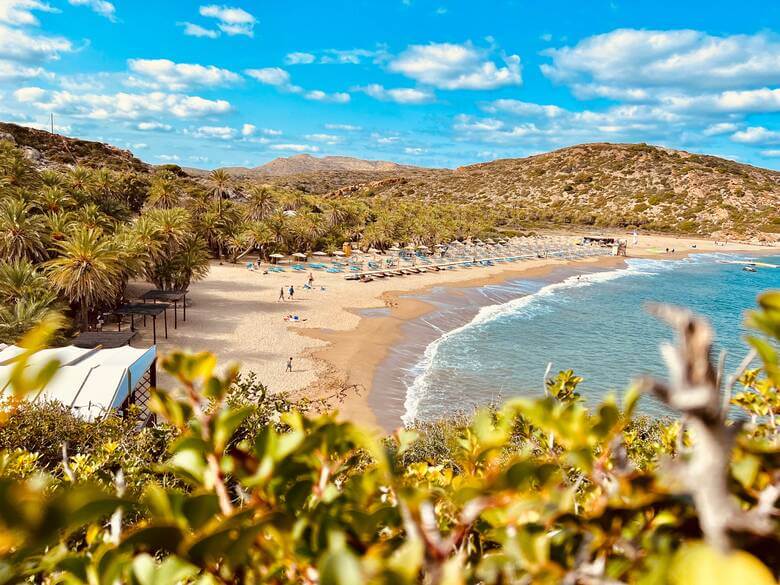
left=369, top=253, right=780, bottom=428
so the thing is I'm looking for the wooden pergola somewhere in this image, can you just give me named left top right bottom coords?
left=139, top=289, right=189, bottom=329
left=114, top=303, right=170, bottom=344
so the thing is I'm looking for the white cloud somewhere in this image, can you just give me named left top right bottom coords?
left=269, top=143, right=319, bottom=152
left=246, top=67, right=295, bottom=87
left=13, top=85, right=45, bottom=101
left=137, top=121, right=173, bottom=131
left=404, top=147, right=426, bottom=155
left=199, top=4, right=256, bottom=37
left=325, top=123, right=361, bottom=131
left=371, top=132, right=400, bottom=144
left=305, top=133, right=342, bottom=144
left=262, top=128, right=282, bottom=136
left=760, top=149, right=780, bottom=157
left=178, top=22, right=219, bottom=38
left=0, top=0, right=56, bottom=25
left=357, top=84, right=434, bottom=104
left=730, top=126, right=780, bottom=145
left=0, top=59, right=46, bottom=80
left=305, top=89, right=350, bottom=103
left=68, top=0, right=115, bottom=21
left=157, top=154, right=181, bottom=161
left=321, top=48, right=385, bottom=65
left=191, top=125, right=236, bottom=139
left=285, top=52, right=315, bottom=65
left=0, top=23, right=72, bottom=62
left=389, top=42, right=522, bottom=90
left=702, top=122, right=738, bottom=136
left=19, top=89, right=231, bottom=119
left=241, top=123, right=255, bottom=136
left=127, top=58, right=240, bottom=90
left=543, top=29, right=780, bottom=92
left=247, top=67, right=348, bottom=103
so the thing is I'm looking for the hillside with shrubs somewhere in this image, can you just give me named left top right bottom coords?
left=359, top=143, right=780, bottom=239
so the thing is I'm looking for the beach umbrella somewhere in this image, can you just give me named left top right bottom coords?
left=417, top=244, right=429, bottom=250
left=404, top=244, right=416, bottom=250
left=292, top=252, right=307, bottom=259
left=388, top=246, right=401, bottom=252
left=269, top=253, right=284, bottom=258
left=312, top=251, right=327, bottom=256
left=486, top=238, right=496, bottom=244
left=368, top=247, right=381, bottom=253
left=333, top=251, right=346, bottom=256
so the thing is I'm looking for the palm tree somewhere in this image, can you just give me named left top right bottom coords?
left=208, top=169, right=232, bottom=215
left=46, top=228, right=122, bottom=329
left=0, top=296, right=59, bottom=344
left=244, top=185, right=277, bottom=221
left=146, top=171, right=181, bottom=209
left=0, top=197, right=47, bottom=261
left=171, top=234, right=210, bottom=290
left=0, top=259, right=53, bottom=304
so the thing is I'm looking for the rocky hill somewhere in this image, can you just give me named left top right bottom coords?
left=337, top=143, right=780, bottom=238
left=0, top=122, right=149, bottom=173
left=218, top=154, right=420, bottom=178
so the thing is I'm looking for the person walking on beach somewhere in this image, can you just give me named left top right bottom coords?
left=278, top=287, right=285, bottom=302
left=285, top=357, right=293, bottom=372
left=289, top=285, right=295, bottom=300
left=308, top=272, right=314, bottom=287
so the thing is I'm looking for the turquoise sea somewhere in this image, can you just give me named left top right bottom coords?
left=370, top=253, right=780, bottom=428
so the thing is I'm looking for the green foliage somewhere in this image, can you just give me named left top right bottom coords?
left=0, top=296, right=777, bottom=583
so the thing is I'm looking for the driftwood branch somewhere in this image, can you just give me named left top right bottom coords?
left=639, top=304, right=773, bottom=551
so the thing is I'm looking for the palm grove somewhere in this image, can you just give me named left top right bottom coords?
left=0, top=139, right=499, bottom=343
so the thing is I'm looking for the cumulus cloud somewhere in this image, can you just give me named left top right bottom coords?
left=246, top=67, right=296, bottom=87
left=543, top=30, right=780, bottom=92
left=136, top=121, right=173, bottom=131
left=199, top=4, right=256, bottom=37
left=246, top=67, right=349, bottom=103
left=0, top=0, right=57, bottom=26
left=0, top=59, right=47, bottom=80
left=16, top=88, right=231, bottom=119
left=404, top=147, right=426, bottom=155
left=178, top=22, right=219, bottom=39
left=68, top=0, right=116, bottom=21
left=0, top=24, right=72, bottom=62
left=191, top=125, right=236, bottom=139
left=389, top=42, right=521, bottom=90
left=13, top=86, right=45, bottom=101
left=356, top=84, right=434, bottom=104
left=285, top=52, right=315, bottom=65
left=305, top=89, right=350, bottom=103
left=269, top=143, right=319, bottom=152
left=127, top=58, right=240, bottom=90
left=702, top=122, right=739, bottom=136
left=484, top=99, right=564, bottom=118
left=730, top=126, right=780, bottom=145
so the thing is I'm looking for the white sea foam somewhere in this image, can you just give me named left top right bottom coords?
left=401, top=258, right=674, bottom=425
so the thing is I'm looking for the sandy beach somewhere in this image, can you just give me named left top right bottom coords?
left=125, top=233, right=775, bottom=430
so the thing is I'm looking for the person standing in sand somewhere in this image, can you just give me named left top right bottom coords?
left=285, top=357, right=293, bottom=372
left=278, top=287, right=285, bottom=302
left=308, top=272, right=314, bottom=287
left=289, top=285, right=295, bottom=300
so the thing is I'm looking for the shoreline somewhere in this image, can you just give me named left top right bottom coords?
left=301, top=242, right=777, bottom=431
left=128, top=233, right=776, bottom=433
left=303, top=255, right=626, bottom=429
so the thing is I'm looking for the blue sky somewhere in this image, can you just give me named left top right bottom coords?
left=3, top=0, right=780, bottom=169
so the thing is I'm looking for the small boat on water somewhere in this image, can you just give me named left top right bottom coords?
left=743, top=265, right=757, bottom=272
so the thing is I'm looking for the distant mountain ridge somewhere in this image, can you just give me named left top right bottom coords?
left=220, top=154, right=422, bottom=177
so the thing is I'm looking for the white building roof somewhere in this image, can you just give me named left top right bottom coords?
left=0, top=344, right=156, bottom=421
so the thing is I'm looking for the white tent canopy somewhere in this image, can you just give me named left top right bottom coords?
left=0, top=344, right=156, bottom=421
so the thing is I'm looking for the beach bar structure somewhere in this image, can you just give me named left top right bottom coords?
left=0, top=342, right=157, bottom=423
left=581, top=236, right=618, bottom=246
left=139, top=289, right=188, bottom=328
left=114, top=302, right=170, bottom=344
